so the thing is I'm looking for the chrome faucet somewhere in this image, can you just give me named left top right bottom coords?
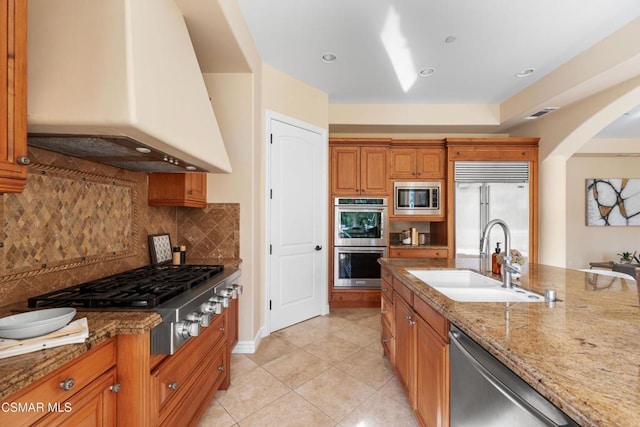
left=480, top=219, right=519, bottom=288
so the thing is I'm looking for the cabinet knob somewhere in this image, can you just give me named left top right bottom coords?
left=381, top=309, right=387, bottom=315
left=110, top=383, right=121, bottom=393
left=382, top=287, right=388, bottom=292
left=218, top=365, right=225, bottom=372
left=382, top=338, right=388, bottom=343
left=404, top=314, right=412, bottom=320
left=59, top=378, right=75, bottom=391
left=16, top=156, right=31, bottom=166
left=408, top=320, right=415, bottom=326
left=188, top=189, right=193, bottom=195
left=219, top=326, right=225, bottom=332
left=168, top=382, right=178, bottom=391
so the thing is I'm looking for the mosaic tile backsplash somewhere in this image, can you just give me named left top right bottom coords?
left=0, top=147, right=240, bottom=307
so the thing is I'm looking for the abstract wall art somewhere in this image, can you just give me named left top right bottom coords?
left=586, top=178, right=640, bottom=226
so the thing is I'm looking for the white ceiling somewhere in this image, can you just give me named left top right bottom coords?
left=236, top=0, right=640, bottom=138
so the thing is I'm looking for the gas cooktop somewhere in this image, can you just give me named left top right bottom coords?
left=27, top=264, right=224, bottom=309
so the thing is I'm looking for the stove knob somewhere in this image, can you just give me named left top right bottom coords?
left=200, top=300, right=217, bottom=314
left=221, top=296, right=230, bottom=308
left=216, top=291, right=231, bottom=308
left=226, top=287, right=238, bottom=299
left=232, top=284, right=243, bottom=296
left=209, top=297, right=224, bottom=313
left=188, top=311, right=213, bottom=328
left=177, top=320, right=200, bottom=339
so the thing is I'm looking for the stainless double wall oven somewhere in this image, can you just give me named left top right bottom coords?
left=334, top=197, right=388, bottom=289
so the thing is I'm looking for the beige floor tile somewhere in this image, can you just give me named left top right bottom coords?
left=262, top=348, right=332, bottom=388
left=364, top=338, right=384, bottom=355
left=245, top=335, right=299, bottom=366
left=331, top=323, right=381, bottom=348
left=337, top=390, right=418, bottom=427
left=378, top=376, right=410, bottom=406
left=336, top=348, right=395, bottom=389
left=303, top=314, right=353, bottom=333
left=355, top=313, right=383, bottom=331
left=230, top=354, right=259, bottom=379
left=216, top=367, right=290, bottom=421
left=295, top=367, right=375, bottom=421
left=238, top=391, right=334, bottom=427
left=332, top=307, right=380, bottom=321
left=197, top=399, right=237, bottom=427
left=272, top=321, right=330, bottom=347
left=302, top=334, right=362, bottom=364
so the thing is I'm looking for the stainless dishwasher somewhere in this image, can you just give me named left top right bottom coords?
left=449, top=325, right=579, bottom=427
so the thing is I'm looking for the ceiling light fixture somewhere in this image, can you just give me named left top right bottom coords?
left=321, top=53, right=337, bottom=63
left=419, top=68, right=435, bottom=77
left=185, top=165, right=197, bottom=171
left=515, top=68, right=535, bottom=78
left=444, top=35, right=457, bottom=43
left=135, top=147, right=151, bottom=154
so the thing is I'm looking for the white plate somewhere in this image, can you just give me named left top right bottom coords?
left=0, top=308, right=76, bottom=339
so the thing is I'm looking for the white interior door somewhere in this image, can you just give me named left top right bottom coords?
left=268, top=115, right=327, bottom=332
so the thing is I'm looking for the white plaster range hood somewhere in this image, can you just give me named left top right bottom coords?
left=26, top=0, right=232, bottom=173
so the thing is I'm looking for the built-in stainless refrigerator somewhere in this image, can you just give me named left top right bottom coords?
left=454, top=162, right=530, bottom=260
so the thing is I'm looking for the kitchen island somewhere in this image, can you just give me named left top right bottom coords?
left=380, top=257, right=640, bottom=427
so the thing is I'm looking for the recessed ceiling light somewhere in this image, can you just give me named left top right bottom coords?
left=419, top=68, right=435, bottom=77
left=185, top=166, right=197, bottom=171
left=515, top=68, right=535, bottom=78
left=135, top=147, right=151, bottom=154
left=321, top=53, right=337, bottom=63
left=444, top=35, right=457, bottom=43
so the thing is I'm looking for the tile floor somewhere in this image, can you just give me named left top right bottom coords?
left=198, top=307, right=417, bottom=427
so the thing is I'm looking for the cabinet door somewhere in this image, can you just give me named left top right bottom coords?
left=415, top=316, right=449, bottom=427
left=393, top=292, right=415, bottom=405
left=389, top=148, right=417, bottom=179
left=0, top=0, right=28, bottom=193
left=331, top=146, right=361, bottom=195
left=185, top=173, right=207, bottom=206
left=34, top=368, right=117, bottom=427
left=360, top=146, right=388, bottom=194
left=416, top=148, right=445, bottom=179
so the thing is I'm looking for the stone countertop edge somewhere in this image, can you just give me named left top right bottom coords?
left=379, top=257, right=640, bottom=427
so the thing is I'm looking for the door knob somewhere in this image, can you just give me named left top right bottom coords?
left=314, top=245, right=323, bottom=251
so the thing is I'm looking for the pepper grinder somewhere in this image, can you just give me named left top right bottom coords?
left=172, top=246, right=181, bottom=265
left=180, top=245, right=186, bottom=264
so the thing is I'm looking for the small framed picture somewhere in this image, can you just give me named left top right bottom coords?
left=148, top=234, right=172, bottom=264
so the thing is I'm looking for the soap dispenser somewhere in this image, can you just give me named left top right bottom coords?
left=491, top=242, right=502, bottom=274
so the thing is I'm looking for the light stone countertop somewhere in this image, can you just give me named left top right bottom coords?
left=380, top=257, right=640, bottom=427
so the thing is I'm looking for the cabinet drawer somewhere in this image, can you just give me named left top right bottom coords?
left=381, top=279, right=393, bottom=297
left=381, top=267, right=393, bottom=284
left=389, top=248, right=448, bottom=258
left=152, top=313, right=225, bottom=413
left=159, top=343, right=226, bottom=427
left=381, top=292, right=393, bottom=331
left=414, top=297, right=449, bottom=341
left=1, top=339, right=116, bottom=427
left=381, top=322, right=394, bottom=364
left=393, top=279, right=413, bottom=306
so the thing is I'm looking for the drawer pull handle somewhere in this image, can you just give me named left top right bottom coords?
left=110, top=383, right=121, bottom=393
left=382, top=338, right=388, bottom=343
left=59, top=378, right=75, bottom=391
left=218, top=365, right=225, bottom=372
left=382, top=288, right=388, bottom=292
left=404, top=315, right=412, bottom=321
left=168, top=382, right=178, bottom=391
left=408, top=320, right=415, bottom=326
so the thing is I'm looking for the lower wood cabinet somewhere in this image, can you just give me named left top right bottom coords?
left=1, top=338, right=117, bottom=427
left=382, top=267, right=450, bottom=427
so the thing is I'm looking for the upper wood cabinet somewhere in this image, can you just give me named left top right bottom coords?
left=148, top=173, right=207, bottom=208
left=330, top=142, right=389, bottom=196
left=0, top=0, right=28, bottom=193
left=390, top=148, right=445, bottom=179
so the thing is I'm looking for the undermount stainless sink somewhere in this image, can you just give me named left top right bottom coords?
left=407, top=269, right=546, bottom=303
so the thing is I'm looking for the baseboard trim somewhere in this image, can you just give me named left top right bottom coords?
left=232, top=326, right=266, bottom=354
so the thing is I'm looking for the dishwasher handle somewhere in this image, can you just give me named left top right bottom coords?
left=449, top=329, right=575, bottom=427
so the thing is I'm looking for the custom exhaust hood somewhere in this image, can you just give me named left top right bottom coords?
left=26, top=0, right=232, bottom=173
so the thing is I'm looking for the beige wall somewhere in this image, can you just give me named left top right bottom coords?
left=566, top=156, right=640, bottom=269
left=262, top=63, right=329, bottom=129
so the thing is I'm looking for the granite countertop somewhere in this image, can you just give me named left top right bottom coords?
left=0, top=257, right=242, bottom=400
left=380, top=257, right=640, bottom=427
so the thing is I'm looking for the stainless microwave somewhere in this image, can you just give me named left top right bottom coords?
left=394, top=181, right=441, bottom=215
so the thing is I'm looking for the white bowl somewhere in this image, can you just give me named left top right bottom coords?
left=0, top=308, right=76, bottom=339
